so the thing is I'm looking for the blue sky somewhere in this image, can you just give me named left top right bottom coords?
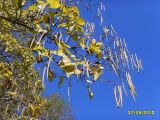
left=45, top=0, right=160, bottom=119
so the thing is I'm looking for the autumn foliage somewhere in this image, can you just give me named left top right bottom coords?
left=0, top=0, right=142, bottom=119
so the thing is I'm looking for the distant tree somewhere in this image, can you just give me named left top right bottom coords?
left=0, top=0, right=142, bottom=119
left=41, top=94, right=74, bottom=120
left=0, top=32, right=72, bottom=119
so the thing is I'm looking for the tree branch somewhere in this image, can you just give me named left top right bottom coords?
left=0, top=15, right=35, bottom=32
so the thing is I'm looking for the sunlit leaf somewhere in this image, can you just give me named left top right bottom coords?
left=47, top=0, right=60, bottom=9
left=76, top=18, right=85, bottom=26
left=89, top=39, right=102, bottom=59
left=28, top=4, right=37, bottom=11
left=37, top=0, right=46, bottom=6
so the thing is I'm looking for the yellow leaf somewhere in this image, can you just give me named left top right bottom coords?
left=58, top=23, right=67, bottom=28
left=6, top=69, right=12, bottom=75
left=62, top=5, right=67, bottom=13
left=72, top=6, right=79, bottom=14
left=96, top=42, right=103, bottom=47
left=21, top=10, right=27, bottom=16
left=93, top=72, right=100, bottom=81
left=79, top=38, right=86, bottom=48
left=28, top=4, right=37, bottom=11
left=33, top=46, right=46, bottom=51
left=37, top=0, right=46, bottom=6
left=76, top=18, right=85, bottom=26
left=69, top=6, right=79, bottom=14
left=56, top=40, right=70, bottom=49
left=89, top=39, right=103, bottom=59
left=76, top=25, right=84, bottom=33
left=62, top=64, right=75, bottom=73
left=8, top=91, right=17, bottom=97
left=87, top=86, right=94, bottom=100
left=47, top=0, right=60, bottom=9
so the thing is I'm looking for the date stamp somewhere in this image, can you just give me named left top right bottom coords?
left=128, top=110, right=155, bottom=115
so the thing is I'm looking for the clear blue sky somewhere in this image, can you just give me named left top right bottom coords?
left=45, top=0, right=160, bottom=119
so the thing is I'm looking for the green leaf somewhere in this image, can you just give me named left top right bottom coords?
left=72, top=34, right=78, bottom=41
left=18, top=0, right=23, bottom=8
left=50, top=11, right=55, bottom=20
left=13, top=0, right=23, bottom=8
left=43, top=14, right=50, bottom=23
left=47, top=0, right=61, bottom=9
